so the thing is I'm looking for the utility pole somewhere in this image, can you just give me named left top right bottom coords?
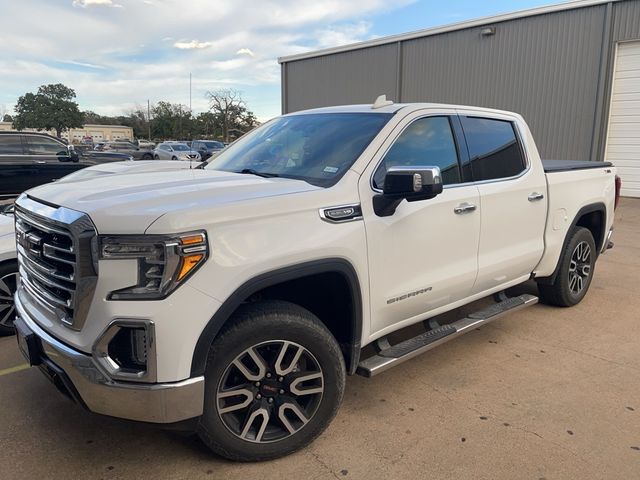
left=189, top=73, right=192, bottom=113
left=147, top=99, right=151, bottom=141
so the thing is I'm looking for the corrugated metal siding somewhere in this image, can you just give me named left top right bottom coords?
left=612, top=0, right=640, bottom=40
left=284, top=44, right=398, bottom=113
left=401, top=6, right=606, bottom=160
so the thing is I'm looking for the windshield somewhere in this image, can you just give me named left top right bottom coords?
left=204, top=141, right=224, bottom=148
left=171, top=144, right=190, bottom=151
left=206, top=113, right=392, bottom=187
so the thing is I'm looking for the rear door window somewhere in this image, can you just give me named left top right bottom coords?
left=0, top=134, right=25, bottom=155
left=459, top=117, right=526, bottom=181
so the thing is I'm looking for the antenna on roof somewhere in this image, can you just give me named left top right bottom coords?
left=372, top=94, right=394, bottom=109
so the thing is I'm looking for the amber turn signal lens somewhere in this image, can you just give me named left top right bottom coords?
left=177, top=254, right=204, bottom=281
left=180, top=234, right=206, bottom=246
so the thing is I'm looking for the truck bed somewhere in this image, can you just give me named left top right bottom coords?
left=543, top=159, right=612, bottom=173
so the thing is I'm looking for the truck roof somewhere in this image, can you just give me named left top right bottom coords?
left=288, top=102, right=521, bottom=118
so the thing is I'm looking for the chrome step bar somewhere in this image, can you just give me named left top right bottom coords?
left=357, top=294, right=539, bottom=378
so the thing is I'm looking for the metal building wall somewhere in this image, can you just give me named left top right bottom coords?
left=282, top=44, right=398, bottom=113
left=399, top=6, right=606, bottom=160
left=282, top=1, right=640, bottom=161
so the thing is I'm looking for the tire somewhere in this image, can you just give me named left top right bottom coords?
left=171, top=156, right=177, bottom=161
left=538, top=227, right=597, bottom=307
left=197, top=300, right=346, bottom=461
left=142, top=153, right=152, bottom=160
left=0, top=260, right=18, bottom=336
left=153, top=154, right=159, bottom=160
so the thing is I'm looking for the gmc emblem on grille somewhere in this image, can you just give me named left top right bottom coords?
left=17, top=231, right=43, bottom=257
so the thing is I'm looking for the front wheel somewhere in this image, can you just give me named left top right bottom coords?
left=197, top=300, right=346, bottom=461
left=538, top=227, right=596, bottom=307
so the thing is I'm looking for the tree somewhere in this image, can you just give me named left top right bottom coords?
left=13, top=84, right=84, bottom=137
left=205, top=89, right=257, bottom=142
left=149, top=101, right=193, bottom=140
left=2, top=114, right=12, bottom=123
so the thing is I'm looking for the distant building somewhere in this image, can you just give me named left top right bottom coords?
left=0, top=122, right=133, bottom=143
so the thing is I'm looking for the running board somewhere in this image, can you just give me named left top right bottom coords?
left=356, top=294, right=538, bottom=378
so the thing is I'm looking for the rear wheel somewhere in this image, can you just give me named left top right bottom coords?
left=141, top=153, right=153, bottom=160
left=153, top=154, right=159, bottom=160
left=197, top=300, right=345, bottom=461
left=171, top=156, right=177, bottom=161
left=538, top=227, right=596, bottom=307
left=0, top=261, right=18, bottom=336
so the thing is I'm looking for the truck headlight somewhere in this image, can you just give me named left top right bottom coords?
left=99, top=231, right=208, bottom=300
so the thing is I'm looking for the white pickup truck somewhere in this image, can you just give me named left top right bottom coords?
left=13, top=101, right=620, bottom=461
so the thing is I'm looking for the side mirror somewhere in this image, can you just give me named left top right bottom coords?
left=64, top=145, right=80, bottom=162
left=373, top=166, right=443, bottom=217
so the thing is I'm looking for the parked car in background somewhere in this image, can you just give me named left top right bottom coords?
left=136, top=139, right=155, bottom=149
left=94, top=141, right=155, bottom=160
left=153, top=142, right=201, bottom=161
left=192, top=139, right=225, bottom=160
left=0, top=205, right=16, bottom=336
left=0, top=132, right=133, bottom=200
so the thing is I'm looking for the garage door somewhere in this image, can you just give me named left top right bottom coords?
left=606, top=41, right=640, bottom=198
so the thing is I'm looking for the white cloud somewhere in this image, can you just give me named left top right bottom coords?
left=2, top=0, right=414, bottom=119
left=73, top=0, right=122, bottom=7
left=64, top=60, right=106, bottom=69
left=173, top=40, right=213, bottom=50
left=314, top=21, right=373, bottom=49
left=236, top=48, right=255, bottom=57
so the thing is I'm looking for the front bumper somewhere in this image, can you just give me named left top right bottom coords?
left=14, top=292, right=204, bottom=424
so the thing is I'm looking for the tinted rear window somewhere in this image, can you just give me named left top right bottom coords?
left=460, top=117, right=526, bottom=181
left=0, top=135, right=24, bottom=155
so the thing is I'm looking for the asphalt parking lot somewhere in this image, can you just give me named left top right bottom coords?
left=2, top=198, right=639, bottom=480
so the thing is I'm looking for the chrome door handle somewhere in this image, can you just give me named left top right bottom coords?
left=454, top=202, right=477, bottom=215
left=528, top=192, right=545, bottom=202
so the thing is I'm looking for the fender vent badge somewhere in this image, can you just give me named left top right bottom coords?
left=320, top=204, right=363, bottom=223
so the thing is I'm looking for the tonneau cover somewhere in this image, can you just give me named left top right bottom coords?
left=543, top=159, right=612, bottom=173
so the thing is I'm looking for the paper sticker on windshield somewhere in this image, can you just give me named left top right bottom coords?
left=323, top=166, right=339, bottom=174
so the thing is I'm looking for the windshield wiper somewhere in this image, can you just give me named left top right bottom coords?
left=237, top=168, right=280, bottom=178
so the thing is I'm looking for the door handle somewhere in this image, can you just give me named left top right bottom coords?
left=35, top=160, right=46, bottom=164
left=454, top=202, right=477, bottom=215
left=528, top=192, right=545, bottom=202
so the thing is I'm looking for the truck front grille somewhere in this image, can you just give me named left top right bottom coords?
left=15, top=196, right=98, bottom=330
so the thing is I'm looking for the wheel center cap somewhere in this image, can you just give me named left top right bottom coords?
left=260, top=381, right=281, bottom=397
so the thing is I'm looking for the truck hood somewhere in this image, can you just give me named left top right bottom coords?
left=26, top=169, right=320, bottom=234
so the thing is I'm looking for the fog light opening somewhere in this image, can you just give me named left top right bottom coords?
left=107, top=327, right=148, bottom=373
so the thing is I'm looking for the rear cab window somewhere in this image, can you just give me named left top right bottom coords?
left=459, top=116, right=526, bottom=182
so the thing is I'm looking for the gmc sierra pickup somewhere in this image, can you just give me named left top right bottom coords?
left=13, top=100, right=620, bottom=461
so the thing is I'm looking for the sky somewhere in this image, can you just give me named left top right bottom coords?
left=0, top=0, right=565, bottom=123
